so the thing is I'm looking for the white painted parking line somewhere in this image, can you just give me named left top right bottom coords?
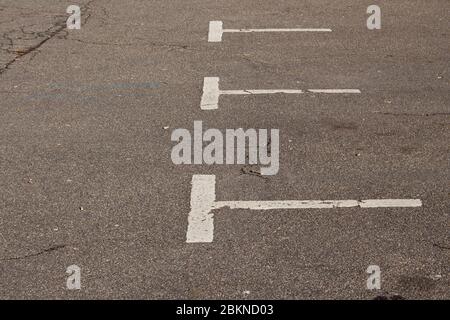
left=200, top=77, right=220, bottom=110
left=187, top=175, right=216, bottom=243
left=186, top=175, right=423, bottom=243
left=208, top=21, right=224, bottom=42
left=222, top=89, right=304, bottom=95
left=208, top=21, right=332, bottom=42
left=308, top=89, right=361, bottom=94
left=215, top=199, right=422, bottom=209
left=200, top=77, right=361, bottom=110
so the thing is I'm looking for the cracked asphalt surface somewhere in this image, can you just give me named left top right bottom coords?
left=0, top=0, right=449, bottom=299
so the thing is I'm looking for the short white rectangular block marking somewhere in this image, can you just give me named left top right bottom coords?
left=200, top=77, right=361, bottom=110
left=208, top=21, right=332, bottom=42
left=186, top=175, right=423, bottom=243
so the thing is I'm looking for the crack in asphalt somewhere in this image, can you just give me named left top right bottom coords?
left=0, top=1, right=197, bottom=76
left=0, top=235, right=150, bottom=262
left=433, top=243, right=450, bottom=250
left=377, top=112, right=450, bottom=117
left=2, top=244, right=67, bottom=261
left=63, top=37, right=195, bottom=52
left=0, top=1, right=96, bottom=75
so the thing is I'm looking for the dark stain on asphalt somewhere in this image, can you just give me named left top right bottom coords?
left=373, top=294, right=406, bottom=300
left=379, top=112, right=450, bottom=117
left=399, top=146, right=417, bottom=155
left=322, top=119, right=359, bottom=131
left=240, top=165, right=268, bottom=180
left=432, top=242, right=450, bottom=250
left=398, top=276, right=437, bottom=292
left=375, top=131, right=398, bottom=137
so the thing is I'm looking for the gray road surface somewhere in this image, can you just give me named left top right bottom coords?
left=0, top=0, right=449, bottom=299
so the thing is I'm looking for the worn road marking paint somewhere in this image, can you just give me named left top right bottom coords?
left=200, top=77, right=361, bottom=110
left=186, top=175, right=216, bottom=243
left=186, top=175, right=423, bottom=243
left=208, top=21, right=224, bottom=42
left=200, top=77, right=220, bottom=110
left=208, top=21, right=332, bottom=42
left=308, top=89, right=361, bottom=94
left=222, top=89, right=304, bottom=95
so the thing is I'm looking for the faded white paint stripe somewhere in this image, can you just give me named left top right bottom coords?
left=224, top=28, right=332, bottom=33
left=220, top=89, right=361, bottom=95
left=200, top=77, right=361, bottom=109
left=359, top=199, right=423, bottom=208
left=200, top=77, right=220, bottom=110
left=209, top=21, right=332, bottom=42
left=208, top=21, right=223, bottom=42
left=186, top=175, right=423, bottom=243
left=221, top=89, right=304, bottom=95
left=186, top=175, right=216, bottom=243
left=308, top=89, right=361, bottom=94
left=214, top=199, right=422, bottom=210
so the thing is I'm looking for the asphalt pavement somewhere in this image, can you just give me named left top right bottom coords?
left=0, top=0, right=449, bottom=299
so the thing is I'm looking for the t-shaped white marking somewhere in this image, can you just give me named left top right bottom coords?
left=208, top=21, right=332, bottom=42
left=186, top=175, right=423, bottom=243
left=200, top=77, right=361, bottom=110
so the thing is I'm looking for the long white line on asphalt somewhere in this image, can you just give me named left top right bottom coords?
left=200, top=77, right=361, bottom=110
left=208, top=21, right=332, bottom=42
left=308, top=89, right=362, bottom=94
left=186, top=175, right=423, bottom=243
left=221, top=89, right=305, bottom=94
left=214, top=199, right=423, bottom=209
left=225, top=28, right=333, bottom=33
